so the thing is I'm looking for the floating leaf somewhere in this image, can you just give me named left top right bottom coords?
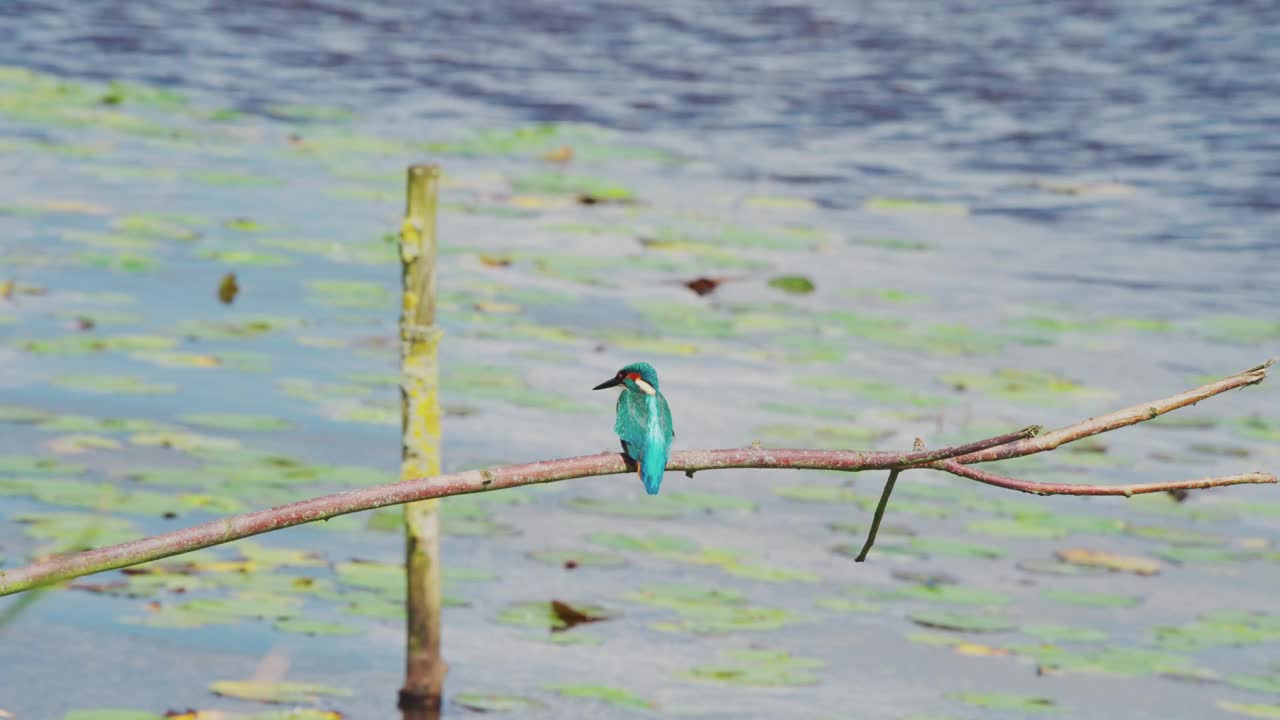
left=1040, top=587, right=1141, bottom=608
left=179, top=413, right=290, bottom=432
left=200, top=249, right=293, bottom=266
left=799, top=374, right=947, bottom=408
left=942, top=368, right=1100, bottom=405
left=588, top=532, right=698, bottom=556
left=47, top=434, right=121, bottom=454
left=1219, top=701, right=1280, bottom=719
left=682, top=649, right=824, bottom=687
left=513, top=172, right=634, bottom=202
left=549, top=600, right=613, bottom=632
left=210, top=680, right=351, bottom=704
left=335, top=561, right=403, bottom=595
left=1022, top=624, right=1109, bottom=644
left=566, top=496, right=684, bottom=519
left=1154, top=610, right=1280, bottom=651
left=866, top=197, right=968, bottom=216
left=968, top=517, right=1069, bottom=539
left=0, top=454, right=86, bottom=475
left=1197, top=316, right=1280, bottom=345
left=909, top=610, right=1014, bottom=633
left=1223, top=675, right=1280, bottom=695
left=768, top=275, right=816, bottom=294
left=775, top=485, right=865, bottom=504
left=684, top=276, right=728, bottom=296
left=543, top=684, right=653, bottom=710
left=217, top=272, right=239, bottom=304
left=273, top=618, right=360, bottom=636
left=63, top=711, right=166, bottom=720
left=1056, top=548, right=1161, bottom=575
left=497, top=601, right=618, bottom=632
left=453, top=694, right=546, bottom=713
left=53, top=375, right=177, bottom=395
left=949, top=693, right=1056, bottom=712
left=891, top=584, right=1010, bottom=606
left=527, top=549, right=627, bottom=568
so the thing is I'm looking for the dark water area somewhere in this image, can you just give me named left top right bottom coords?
left=1, top=2, right=1279, bottom=719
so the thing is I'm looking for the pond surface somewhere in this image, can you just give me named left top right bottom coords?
left=1, top=2, right=1279, bottom=719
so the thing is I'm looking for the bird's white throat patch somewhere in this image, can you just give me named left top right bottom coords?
left=633, top=378, right=657, bottom=396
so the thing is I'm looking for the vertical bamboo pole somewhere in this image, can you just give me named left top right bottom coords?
left=398, top=164, right=445, bottom=718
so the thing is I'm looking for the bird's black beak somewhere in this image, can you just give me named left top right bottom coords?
left=593, top=375, right=623, bottom=390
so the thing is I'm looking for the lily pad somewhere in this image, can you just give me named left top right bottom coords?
left=682, top=649, right=824, bottom=687
left=273, top=618, right=360, bottom=636
left=1055, top=548, right=1161, bottom=575
left=909, top=610, right=1015, bottom=633
left=1040, top=587, right=1141, bottom=608
left=53, top=374, right=177, bottom=395
left=588, top=532, right=699, bottom=556
left=496, top=601, right=618, bottom=632
left=179, top=413, right=291, bottom=432
left=527, top=549, right=628, bottom=568
left=1219, top=701, right=1280, bottom=719
left=210, top=680, right=351, bottom=704
left=768, top=275, right=816, bottom=294
left=64, top=707, right=167, bottom=712
left=543, top=684, right=653, bottom=710
left=949, top=693, right=1056, bottom=712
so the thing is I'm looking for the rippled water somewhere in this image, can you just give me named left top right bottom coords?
left=1, top=2, right=1278, bottom=719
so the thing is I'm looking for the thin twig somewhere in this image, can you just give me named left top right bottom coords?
left=855, top=469, right=900, bottom=562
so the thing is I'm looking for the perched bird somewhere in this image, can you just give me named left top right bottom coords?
left=593, top=361, right=674, bottom=495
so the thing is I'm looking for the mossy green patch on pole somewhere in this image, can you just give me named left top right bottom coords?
left=398, top=163, right=445, bottom=717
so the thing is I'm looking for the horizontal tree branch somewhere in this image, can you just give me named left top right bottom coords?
left=0, top=360, right=1273, bottom=597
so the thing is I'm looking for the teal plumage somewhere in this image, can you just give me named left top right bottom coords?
left=593, top=361, right=674, bottom=495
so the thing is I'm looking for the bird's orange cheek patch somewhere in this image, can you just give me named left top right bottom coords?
left=626, top=373, right=641, bottom=381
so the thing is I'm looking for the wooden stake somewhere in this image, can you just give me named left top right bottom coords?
left=398, top=164, right=445, bottom=717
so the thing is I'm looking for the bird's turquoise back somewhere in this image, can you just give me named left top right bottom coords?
left=615, top=389, right=674, bottom=494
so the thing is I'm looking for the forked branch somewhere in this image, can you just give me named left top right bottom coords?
left=0, top=359, right=1272, bottom=596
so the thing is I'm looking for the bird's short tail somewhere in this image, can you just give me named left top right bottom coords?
left=639, top=445, right=669, bottom=495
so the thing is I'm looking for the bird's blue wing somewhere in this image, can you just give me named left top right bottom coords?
left=615, top=391, right=649, bottom=463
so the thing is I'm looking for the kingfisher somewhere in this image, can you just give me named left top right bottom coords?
left=593, top=361, right=674, bottom=495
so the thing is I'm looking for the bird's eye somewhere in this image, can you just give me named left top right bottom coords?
left=617, top=371, right=624, bottom=378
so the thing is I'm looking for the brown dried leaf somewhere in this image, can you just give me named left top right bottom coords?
left=217, top=273, right=239, bottom=305
left=541, top=145, right=574, bottom=164
left=477, top=253, right=513, bottom=268
left=684, top=276, right=728, bottom=297
left=550, top=599, right=609, bottom=633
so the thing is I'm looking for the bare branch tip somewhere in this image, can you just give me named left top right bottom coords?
left=1244, top=357, right=1277, bottom=382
